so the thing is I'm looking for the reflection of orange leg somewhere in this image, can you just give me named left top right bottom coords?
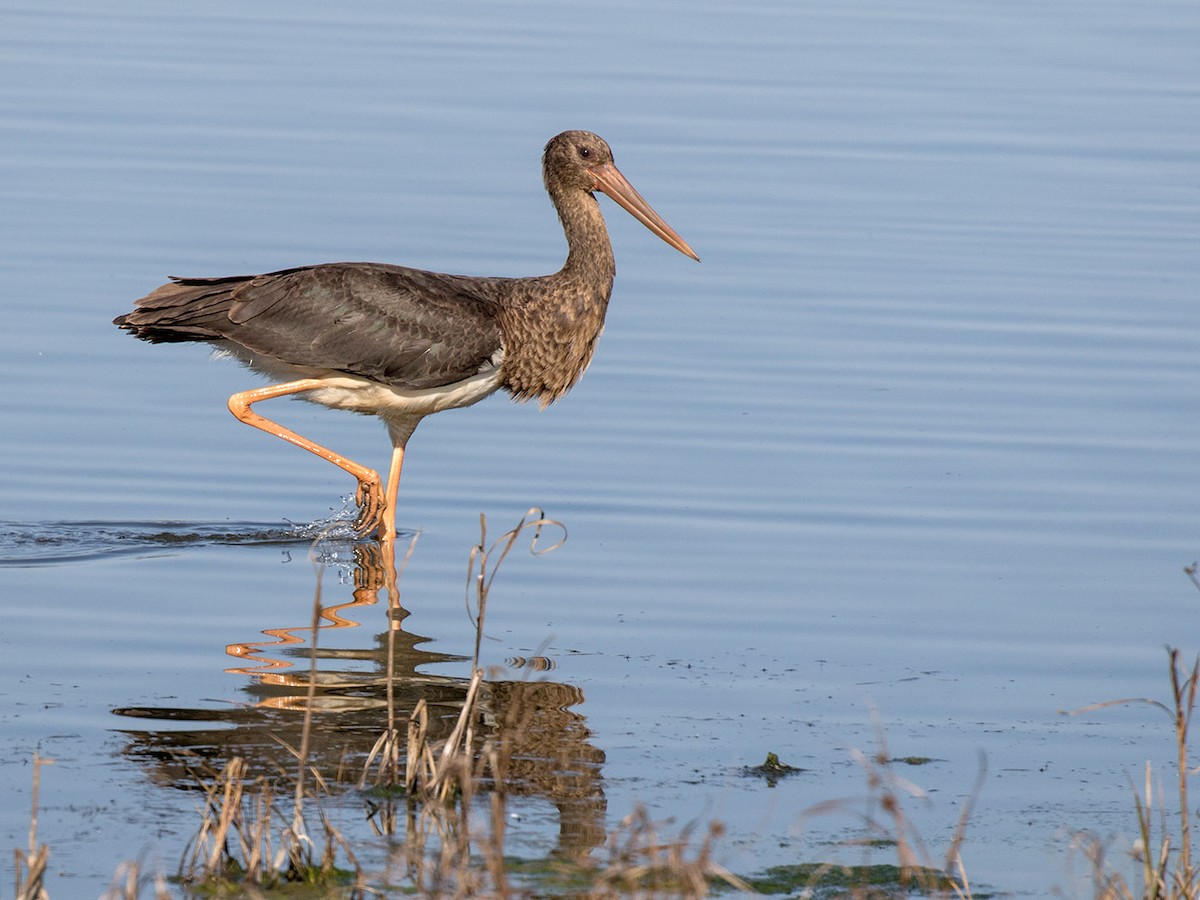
left=227, top=379, right=385, bottom=537
left=226, top=541, right=392, bottom=685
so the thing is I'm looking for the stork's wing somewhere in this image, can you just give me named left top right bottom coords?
left=117, top=263, right=506, bottom=389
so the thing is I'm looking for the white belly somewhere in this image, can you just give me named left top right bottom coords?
left=304, top=366, right=504, bottom=418
left=213, top=343, right=505, bottom=419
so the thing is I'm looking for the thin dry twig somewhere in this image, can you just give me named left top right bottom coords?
left=465, top=508, right=566, bottom=669
left=14, top=752, right=53, bottom=900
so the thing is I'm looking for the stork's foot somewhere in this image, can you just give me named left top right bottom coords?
left=352, top=473, right=386, bottom=539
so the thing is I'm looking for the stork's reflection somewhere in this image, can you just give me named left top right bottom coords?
left=112, top=535, right=606, bottom=857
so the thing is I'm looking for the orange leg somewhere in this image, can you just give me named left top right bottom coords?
left=227, top=380, right=386, bottom=538
left=380, top=443, right=407, bottom=543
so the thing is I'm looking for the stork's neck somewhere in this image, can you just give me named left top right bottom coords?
left=495, top=185, right=617, bottom=407
left=554, top=184, right=616, bottom=291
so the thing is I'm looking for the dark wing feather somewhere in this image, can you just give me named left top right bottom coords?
left=115, top=263, right=505, bottom=390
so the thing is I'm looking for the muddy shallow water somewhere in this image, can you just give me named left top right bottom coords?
left=3, top=1, right=1199, bottom=896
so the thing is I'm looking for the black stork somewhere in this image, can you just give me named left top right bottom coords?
left=114, top=130, right=699, bottom=542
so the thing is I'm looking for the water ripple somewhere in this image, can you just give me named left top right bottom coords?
left=0, top=519, right=356, bottom=566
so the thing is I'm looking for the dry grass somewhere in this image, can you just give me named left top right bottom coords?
left=579, top=807, right=750, bottom=898
left=176, top=755, right=362, bottom=890
left=1064, top=648, right=1200, bottom=900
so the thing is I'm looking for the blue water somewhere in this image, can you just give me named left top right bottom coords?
left=2, top=1, right=1198, bottom=895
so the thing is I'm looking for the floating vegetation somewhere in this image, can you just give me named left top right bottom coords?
left=743, top=751, right=805, bottom=785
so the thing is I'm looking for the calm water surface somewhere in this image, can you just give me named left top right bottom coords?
left=2, top=1, right=1199, bottom=895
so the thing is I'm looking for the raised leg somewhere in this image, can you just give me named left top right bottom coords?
left=227, top=379, right=385, bottom=537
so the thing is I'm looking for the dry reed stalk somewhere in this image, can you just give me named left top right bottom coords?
left=404, top=699, right=432, bottom=792
left=1063, top=647, right=1200, bottom=899
left=1168, top=651, right=1197, bottom=886
left=361, top=726, right=404, bottom=790
left=14, top=753, right=51, bottom=900
left=465, top=508, right=566, bottom=670
left=432, top=669, right=485, bottom=802
left=482, top=742, right=512, bottom=897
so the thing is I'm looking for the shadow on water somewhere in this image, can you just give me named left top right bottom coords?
left=0, top=518, right=367, bottom=566
left=109, top=535, right=608, bottom=858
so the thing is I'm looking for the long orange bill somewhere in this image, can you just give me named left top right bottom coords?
left=590, top=162, right=700, bottom=262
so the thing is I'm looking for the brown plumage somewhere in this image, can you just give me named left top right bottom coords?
left=114, top=130, right=698, bottom=541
